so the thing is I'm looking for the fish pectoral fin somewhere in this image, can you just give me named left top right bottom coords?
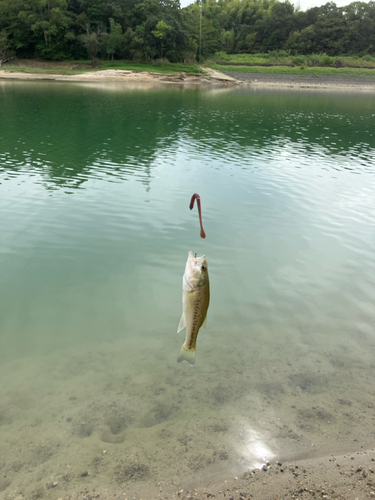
left=201, top=314, right=207, bottom=329
left=177, top=313, right=186, bottom=333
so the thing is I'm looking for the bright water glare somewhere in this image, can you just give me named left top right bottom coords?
left=1, top=81, right=375, bottom=498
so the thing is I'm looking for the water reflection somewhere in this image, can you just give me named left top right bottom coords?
left=1, top=81, right=185, bottom=191
left=238, top=425, right=276, bottom=469
left=1, top=82, right=374, bottom=195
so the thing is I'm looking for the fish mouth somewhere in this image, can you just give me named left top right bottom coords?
left=188, top=251, right=206, bottom=263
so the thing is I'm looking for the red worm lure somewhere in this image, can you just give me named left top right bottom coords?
left=189, top=193, right=206, bottom=239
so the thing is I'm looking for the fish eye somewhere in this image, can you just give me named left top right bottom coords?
left=202, top=266, right=206, bottom=271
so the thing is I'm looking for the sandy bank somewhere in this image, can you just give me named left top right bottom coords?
left=2, top=67, right=375, bottom=90
left=0, top=67, right=238, bottom=85
left=225, top=70, right=375, bottom=91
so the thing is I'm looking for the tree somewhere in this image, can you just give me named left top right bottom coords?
left=152, top=19, right=172, bottom=57
left=79, top=21, right=108, bottom=59
left=259, top=1, right=296, bottom=51
left=343, top=1, right=375, bottom=54
left=313, top=2, right=347, bottom=55
left=221, top=28, right=235, bottom=52
left=107, top=17, right=123, bottom=59
left=285, top=24, right=316, bottom=53
left=1, top=0, right=375, bottom=62
left=126, top=25, right=147, bottom=60
left=182, top=3, right=222, bottom=59
left=16, top=0, right=72, bottom=58
left=0, top=29, right=13, bottom=64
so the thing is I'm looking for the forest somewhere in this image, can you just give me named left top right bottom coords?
left=0, top=0, right=375, bottom=63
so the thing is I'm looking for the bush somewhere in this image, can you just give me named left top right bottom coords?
left=213, top=51, right=229, bottom=62
left=152, top=57, right=170, bottom=66
left=334, top=58, right=346, bottom=67
left=362, top=54, right=375, bottom=63
left=266, top=49, right=291, bottom=63
left=320, top=53, right=335, bottom=66
left=291, top=55, right=305, bottom=65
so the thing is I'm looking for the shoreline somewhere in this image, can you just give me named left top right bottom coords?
left=0, top=68, right=238, bottom=86
left=1, top=67, right=375, bottom=90
left=9, top=447, right=371, bottom=500
left=226, top=70, right=375, bottom=91
left=180, top=448, right=375, bottom=500
left=64, top=448, right=375, bottom=500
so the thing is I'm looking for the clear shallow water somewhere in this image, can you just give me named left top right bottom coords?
left=0, top=80, right=375, bottom=498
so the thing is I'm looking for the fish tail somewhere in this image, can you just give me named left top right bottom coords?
left=177, top=343, right=196, bottom=366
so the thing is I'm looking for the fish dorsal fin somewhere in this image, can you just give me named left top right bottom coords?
left=177, top=313, right=186, bottom=333
left=201, top=314, right=207, bottom=329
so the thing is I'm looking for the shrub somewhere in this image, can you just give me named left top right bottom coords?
left=362, top=54, right=375, bottom=63
left=291, top=55, right=305, bottom=65
left=153, top=58, right=170, bottom=66
left=334, top=59, right=345, bottom=67
left=320, top=53, right=335, bottom=66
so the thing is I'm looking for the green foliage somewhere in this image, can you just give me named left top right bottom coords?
left=14, top=0, right=73, bottom=59
left=210, top=51, right=375, bottom=68
left=0, top=28, right=14, bottom=63
left=107, top=18, right=123, bottom=59
left=210, top=60, right=375, bottom=75
left=182, top=3, right=223, bottom=60
left=362, top=54, right=375, bottom=63
left=152, top=20, right=172, bottom=57
left=152, top=19, right=172, bottom=40
left=320, top=53, right=335, bottom=65
left=0, top=0, right=375, bottom=62
left=79, top=23, right=108, bottom=59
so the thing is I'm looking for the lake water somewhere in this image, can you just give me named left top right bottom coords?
left=1, top=80, right=375, bottom=499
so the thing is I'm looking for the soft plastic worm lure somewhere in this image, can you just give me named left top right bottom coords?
left=189, top=193, right=206, bottom=239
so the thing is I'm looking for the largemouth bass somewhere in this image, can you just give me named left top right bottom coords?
left=177, top=251, right=210, bottom=366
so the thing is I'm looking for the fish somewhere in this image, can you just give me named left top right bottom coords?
left=177, top=251, right=210, bottom=366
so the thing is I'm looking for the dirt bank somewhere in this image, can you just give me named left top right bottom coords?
left=224, top=70, right=375, bottom=91
left=0, top=67, right=238, bottom=85
left=2, top=66, right=375, bottom=90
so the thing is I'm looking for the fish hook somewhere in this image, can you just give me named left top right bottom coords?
left=189, top=193, right=206, bottom=239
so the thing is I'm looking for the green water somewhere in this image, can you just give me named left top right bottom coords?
left=0, top=80, right=375, bottom=498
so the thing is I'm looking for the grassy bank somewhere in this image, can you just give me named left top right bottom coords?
left=98, top=60, right=203, bottom=74
left=1, top=59, right=203, bottom=75
left=2, top=56, right=375, bottom=78
left=209, top=51, right=375, bottom=76
left=211, top=51, right=375, bottom=68
left=210, top=63, right=375, bottom=76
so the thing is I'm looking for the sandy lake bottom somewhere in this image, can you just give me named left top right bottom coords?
left=1, top=321, right=375, bottom=499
